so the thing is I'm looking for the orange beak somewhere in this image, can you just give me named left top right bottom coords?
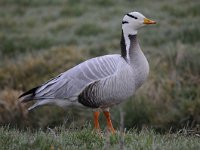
left=143, top=18, right=156, bottom=24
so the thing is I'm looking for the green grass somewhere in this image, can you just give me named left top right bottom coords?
left=75, top=23, right=105, bottom=36
left=1, top=126, right=200, bottom=150
left=0, top=0, right=200, bottom=140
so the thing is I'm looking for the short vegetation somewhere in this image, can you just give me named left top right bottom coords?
left=0, top=0, right=200, bottom=149
left=1, top=126, right=200, bottom=150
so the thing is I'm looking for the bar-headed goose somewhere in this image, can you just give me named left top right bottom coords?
left=19, top=12, right=156, bottom=133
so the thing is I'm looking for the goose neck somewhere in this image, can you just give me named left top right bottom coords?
left=120, top=30, right=140, bottom=63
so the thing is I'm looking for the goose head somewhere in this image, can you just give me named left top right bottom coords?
left=122, top=12, right=156, bottom=35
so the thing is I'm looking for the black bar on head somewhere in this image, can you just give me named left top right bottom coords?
left=122, top=21, right=129, bottom=24
left=126, top=14, right=137, bottom=19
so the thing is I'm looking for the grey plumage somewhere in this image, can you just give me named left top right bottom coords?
left=19, top=12, right=150, bottom=111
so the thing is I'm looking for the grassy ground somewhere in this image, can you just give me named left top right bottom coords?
left=0, top=0, right=200, bottom=143
left=1, top=126, right=200, bottom=150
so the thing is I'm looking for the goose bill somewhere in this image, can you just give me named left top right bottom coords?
left=143, top=18, right=156, bottom=24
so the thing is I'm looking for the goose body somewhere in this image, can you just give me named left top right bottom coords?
left=19, top=12, right=156, bottom=132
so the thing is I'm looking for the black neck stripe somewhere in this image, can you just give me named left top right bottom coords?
left=120, top=30, right=137, bottom=60
left=127, top=13, right=137, bottom=19
left=120, top=30, right=126, bottom=58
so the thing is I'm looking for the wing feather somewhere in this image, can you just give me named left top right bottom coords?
left=21, top=54, right=122, bottom=102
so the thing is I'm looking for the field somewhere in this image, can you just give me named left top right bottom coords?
left=0, top=0, right=200, bottom=149
left=1, top=126, right=200, bottom=150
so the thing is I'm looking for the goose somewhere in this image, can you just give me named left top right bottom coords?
left=19, top=12, right=156, bottom=133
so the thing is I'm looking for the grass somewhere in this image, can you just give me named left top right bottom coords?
left=1, top=126, right=200, bottom=150
left=0, top=0, right=200, bottom=146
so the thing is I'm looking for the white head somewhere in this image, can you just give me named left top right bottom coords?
left=122, top=12, right=156, bottom=35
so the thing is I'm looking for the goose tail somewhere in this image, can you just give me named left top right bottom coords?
left=19, top=86, right=40, bottom=103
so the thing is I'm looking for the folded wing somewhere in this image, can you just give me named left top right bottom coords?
left=19, top=54, right=121, bottom=104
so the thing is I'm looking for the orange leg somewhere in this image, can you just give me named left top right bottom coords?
left=103, top=111, right=115, bottom=134
left=94, top=111, right=100, bottom=131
